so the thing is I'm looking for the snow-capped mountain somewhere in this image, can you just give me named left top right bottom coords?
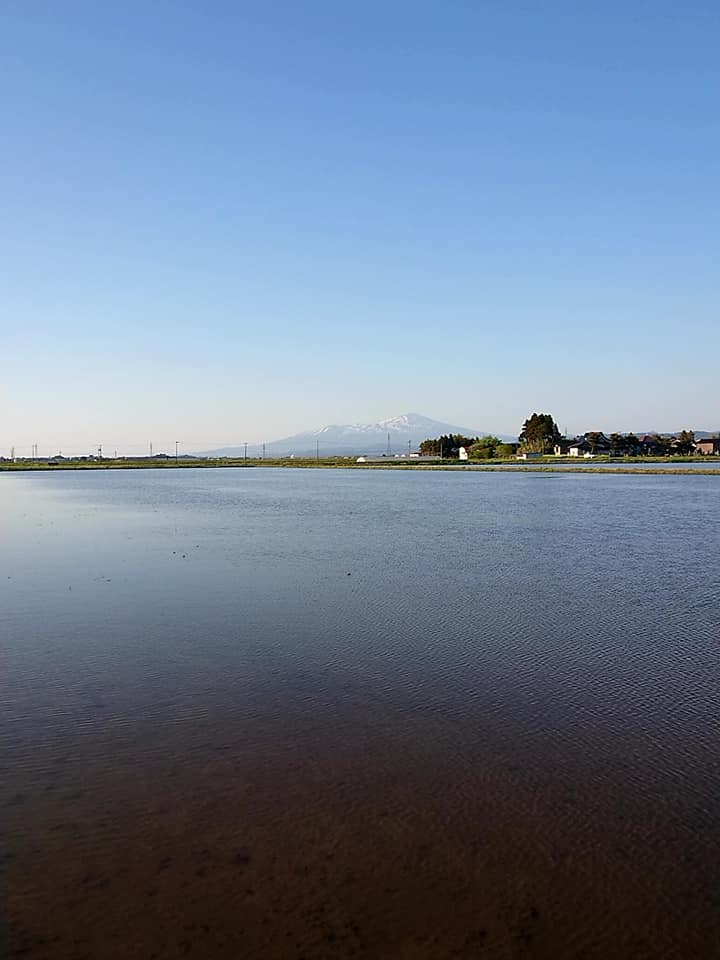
left=197, top=413, right=515, bottom=458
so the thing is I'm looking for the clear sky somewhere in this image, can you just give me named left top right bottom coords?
left=3, top=1, right=718, bottom=455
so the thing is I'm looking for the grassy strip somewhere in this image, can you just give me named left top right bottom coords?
left=2, top=459, right=719, bottom=476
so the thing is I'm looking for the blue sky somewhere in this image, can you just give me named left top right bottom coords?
left=3, top=1, right=718, bottom=455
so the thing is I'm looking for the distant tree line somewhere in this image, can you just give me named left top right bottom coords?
left=419, top=434, right=516, bottom=459
left=595, top=430, right=696, bottom=456
left=420, top=414, right=700, bottom=460
left=419, top=413, right=563, bottom=459
left=520, top=414, right=697, bottom=456
left=419, top=434, right=475, bottom=457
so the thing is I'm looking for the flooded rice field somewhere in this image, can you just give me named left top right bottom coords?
left=3, top=468, right=720, bottom=958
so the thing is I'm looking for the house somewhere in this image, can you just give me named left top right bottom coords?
left=696, top=437, right=720, bottom=455
left=567, top=438, right=591, bottom=457
left=560, top=433, right=612, bottom=457
left=516, top=452, right=543, bottom=460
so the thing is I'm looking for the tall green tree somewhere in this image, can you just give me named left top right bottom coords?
left=649, top=434, right=673, bottom=456
left=625, top=433, right=641, bottom=456
left=609, top=432, right=624, bottom=456
left=676, top=430, right=695, bottom=455
left=586, top=431, right=604, bottom=454
left=519, top=413, right=561, bottom=453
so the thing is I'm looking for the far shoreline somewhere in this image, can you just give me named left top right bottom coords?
left=2, top=458, right=720, bottom=477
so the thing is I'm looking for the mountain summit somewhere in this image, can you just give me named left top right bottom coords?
left=198, top=413, right=514, bottom=458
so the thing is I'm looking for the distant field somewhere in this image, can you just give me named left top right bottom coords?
left=2, top=457, right=718, bottom=476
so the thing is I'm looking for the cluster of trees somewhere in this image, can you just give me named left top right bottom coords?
left=421, top=413, right=700, bottom=462
left=602, top=430, right=696, bottom=456
left=467, top=436, right=517, bottom=459
left=419, top=434, right=475, bottom=457
left=519, top=413, right=561, bottom=453
left=420, top=414, right=563, bottom=459
left=520, top=414, right=697, bottom=456
left=419, top=434, right=516, bottom=459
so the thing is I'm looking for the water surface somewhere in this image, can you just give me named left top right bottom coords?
left=3, top=468, right=719, bottom=958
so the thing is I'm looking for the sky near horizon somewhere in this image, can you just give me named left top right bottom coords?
left=3, top=1, right=719, bottom=455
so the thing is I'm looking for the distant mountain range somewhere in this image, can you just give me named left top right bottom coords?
left=630, top=430, right=717, bottom=439
left=197, top=413, right=516, bottom=458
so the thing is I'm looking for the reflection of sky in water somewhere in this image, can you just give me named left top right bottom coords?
left=3, top=468, right=720, bottom=958
left=4, top=467, right=718, bottom=757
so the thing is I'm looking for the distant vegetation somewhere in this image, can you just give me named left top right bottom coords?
left=418, top=414, right=705, bottom=460
left=418, top=414, right=565, bottom=459
left=519, top=413, right=562, bottom=453
left=419, top=434, right=516, bottom=459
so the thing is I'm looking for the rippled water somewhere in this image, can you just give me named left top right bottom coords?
left=3, top=468, right=720, bottom=958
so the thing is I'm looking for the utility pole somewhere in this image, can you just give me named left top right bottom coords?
left=387, top=432, right=391, bottom=456
left=244, top=442, right=248, bottom=462
left=175, top=440, right=179, bottom=464
left=408, top=439, right=411, bottom=455
left=316, top=439, right=319, bottom=462
left=150, top=441, right=153, bottom=458
left=262, top=442, right=265, bottom=460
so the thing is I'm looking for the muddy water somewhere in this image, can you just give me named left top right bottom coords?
left=3, top=468, right=719, bottom=958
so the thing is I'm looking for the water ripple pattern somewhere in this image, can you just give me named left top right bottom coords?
left=2, top=468, right=719, bottom=958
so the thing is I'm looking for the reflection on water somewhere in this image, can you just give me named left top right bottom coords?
left=2, top=468, right=720, bottom=958
left=488, top=459, right=720, bottom=470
